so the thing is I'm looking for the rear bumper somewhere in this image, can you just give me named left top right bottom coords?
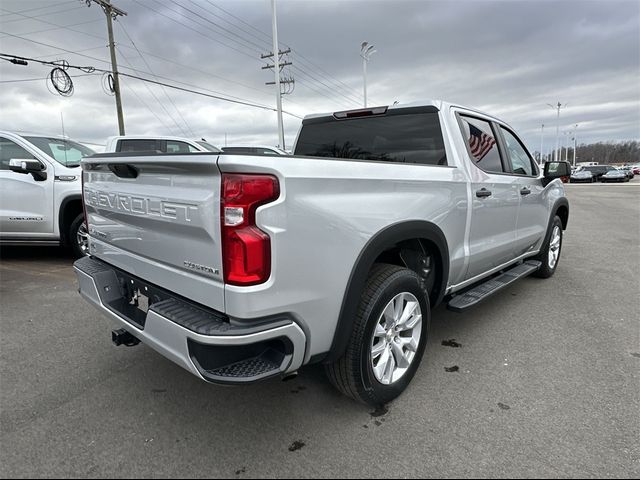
left=74, top=256, right=306, bottom=384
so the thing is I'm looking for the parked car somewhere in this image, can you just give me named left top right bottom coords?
left=580, top=164, right=616, bottom=181
left=75, top=100, right=570, bottom=406
left=600, top=168, right=628, bottom=183
left=105, top=136, right=221, bottom=153
left=631, top=165, right=640, bottom=175
left=570, top=169, right=594, bottom=183
left=619, top=166, right=635, bottom=180
left=0, top=131, right=94, bottom=257
left=221, top=145, right=288, bottom=156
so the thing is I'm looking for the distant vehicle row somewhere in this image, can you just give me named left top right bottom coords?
left=570, top=164, right=636, bottom=183
left=104, top=136, right=288, bottom=156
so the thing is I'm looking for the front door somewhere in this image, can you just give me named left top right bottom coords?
left=497, top=126, right=548, bottom=256
left=458, top=115, right=520, bottom=280
left=0, top=136, right=54, bottom=237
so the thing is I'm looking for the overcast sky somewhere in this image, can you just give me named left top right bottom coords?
left=1, top=0, right=638, bottom=153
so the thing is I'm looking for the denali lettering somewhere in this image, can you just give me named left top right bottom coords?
left=84, top=189, right=198, bottom=222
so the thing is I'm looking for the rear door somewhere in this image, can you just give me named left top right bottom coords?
left=82, top=152, right=225, bottom=311
left=457, top=114, right=520, bottom=280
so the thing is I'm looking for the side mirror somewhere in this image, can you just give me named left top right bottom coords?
left=9, top=158, right=47, bottom=181
left=544, top=161, right=571, bottom=179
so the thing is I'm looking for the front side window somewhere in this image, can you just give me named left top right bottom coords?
left=294, top=111, right=447, bottom=166
left=23, top=136, right=93, bottom=167
left=500, top=127, right=537, bottom=176
left=459, top=116, right=503, bottom=173
left=0, top=137, right=36, bottom=170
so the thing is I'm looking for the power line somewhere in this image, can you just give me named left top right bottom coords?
left=171, top=0, right=267, bottom=53
left=0, top=19, right=103, bottom=40
left=117, top=23, right=194, bottom=137
left=0, top=4, right=85, bottom=25
left=115, top=46, right=189, bottom=137
left=192, top=1, right=366, bottom=105
left=0, top=51, right=304, bottom=119
left=0, top=72, right=96, bottom=83
left=132, top=0, right=261, bottom=63
left=0, top=0, right=76, bottom=17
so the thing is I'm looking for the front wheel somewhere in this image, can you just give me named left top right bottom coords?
left=325, top=264, right=430, bottom=406
left=533, top=216, right=563, bottom=278
left=69, top=213, right=89, bottom=258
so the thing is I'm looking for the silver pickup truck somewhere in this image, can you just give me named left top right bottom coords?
left=74, top=100, right=570, bottom=406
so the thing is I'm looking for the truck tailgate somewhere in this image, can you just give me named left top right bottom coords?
left=82, top=153, right=225, bottom=311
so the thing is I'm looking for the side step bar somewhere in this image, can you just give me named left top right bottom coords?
left=447, top=260, right=542, bottom=312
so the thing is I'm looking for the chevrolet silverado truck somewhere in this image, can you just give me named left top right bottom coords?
left=0, top=131, right=95, bottom=257
left=74, top=101, right=570, bottom=406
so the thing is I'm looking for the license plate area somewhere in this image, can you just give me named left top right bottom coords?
left=103, top=272, right=170, bottom=330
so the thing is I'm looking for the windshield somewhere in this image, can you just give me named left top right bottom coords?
left=196, top=141, right=221, bottom=153
left=24, top=136, right=95, bottom=167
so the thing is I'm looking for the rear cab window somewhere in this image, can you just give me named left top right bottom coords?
left=117, top=139, right=160, bottom=152
left=294, top=107, right=447, bottom=166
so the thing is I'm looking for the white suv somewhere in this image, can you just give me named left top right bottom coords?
left=0, top=131, right=94, bottom=257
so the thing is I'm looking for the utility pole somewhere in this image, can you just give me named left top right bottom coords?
left=260, top=0, right=294, bottom=150
left=547, top=102, right=566, bottom=162
left=86, top=0, right=127, bottom=135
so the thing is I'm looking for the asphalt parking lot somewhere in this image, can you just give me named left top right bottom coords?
left=1, top=183, right=639, bottom=478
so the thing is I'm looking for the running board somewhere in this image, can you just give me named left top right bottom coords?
left=447, top=260, right=542, bottom=312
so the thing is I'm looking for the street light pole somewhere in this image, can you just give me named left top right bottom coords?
left=547, top=101, right=566, bottom=162
left=572, top=124, right=578, bottom=167
left=540, top=123, right=545, bottom=165
left=360, top=42, right=376, bottom=108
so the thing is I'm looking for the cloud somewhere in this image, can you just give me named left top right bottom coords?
left=0, top=0, right=638, bottom=153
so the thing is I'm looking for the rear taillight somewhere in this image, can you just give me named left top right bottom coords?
left=221, top=174, right=280, bottom=286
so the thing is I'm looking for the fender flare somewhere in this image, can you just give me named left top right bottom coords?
left=58, top=195, right=82, bottom=245
left=539, top=197, right=569, bottom=251
left=325, top=220, right=450, bottom=363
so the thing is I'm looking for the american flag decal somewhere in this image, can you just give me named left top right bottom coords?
left=468, top=123, right=496, bottom=161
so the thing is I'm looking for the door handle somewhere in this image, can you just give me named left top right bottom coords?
left=476, top=188, right=492, bottom=198
left=520, top=187, right=531, bottom=196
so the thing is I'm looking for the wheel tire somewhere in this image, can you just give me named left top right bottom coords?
left=325, top=264, right=430, bottom=406
left=533, top=216, right=563, bottom=278
left=69, top=213, right=89, bottom=258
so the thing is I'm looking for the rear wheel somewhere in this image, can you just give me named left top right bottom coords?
left=533, top=216, right=563, bottom=278
left=69, top=213, right=89, bottom=258
left=325, top=264, right=430, bottom=406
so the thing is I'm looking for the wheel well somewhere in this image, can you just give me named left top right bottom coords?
left=556, top=205, right=569, bottom=230
left=59, top=197, right=83, bottom=245
left=373, top=238, right=443, bottom=307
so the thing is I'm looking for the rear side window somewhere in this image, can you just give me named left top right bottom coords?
left=118, top=139, right=159, bottom=152
left=294, top=112, right=447, bottom=166
left=166, top=141, right=199, bottom=153
left=459, top=116, right=504, bottom=173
